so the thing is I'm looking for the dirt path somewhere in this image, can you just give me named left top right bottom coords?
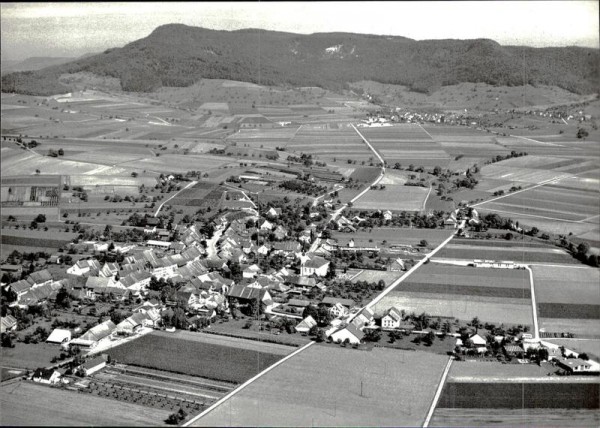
left=153, top=180, right=197, bottom=217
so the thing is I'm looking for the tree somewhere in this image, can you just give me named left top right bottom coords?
left=419, top=239, right=429, bottom=247
left=433, top=165, right=442, bottom=176
left=302, top=304, right=319, bottom=320
left=34, top=214, right=46, bottom=223
left=471, top=316, right=480, bottom=332
left=577, top=242, right=590, bottom=258
left=58, top=148, right=64, bottom=156
left=55, top=287, right=71, bottom=309
left=576, top=128, right=589, bottom=139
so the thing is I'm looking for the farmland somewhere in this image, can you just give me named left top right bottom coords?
left=435, top=240, right=577, bottom=264
left=331, top=228, right=453, bottom=248
left=106, top=331, right=287, bottom=384
left=353, top=184, right=430, bottom=211
left=191, top=345, right=449, bottom=427
left=372, top=263, right=534, bottom=326
left=0, top=381, right=172, bottom=426
left=430, top=408, right=600, bottom=427
left=1, top=342, right=62, bottom=370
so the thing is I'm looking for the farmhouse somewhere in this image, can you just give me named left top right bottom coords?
left=70, top=320, right=116, bottom=349
left=381, top=307, right=403, bottom=329
left=322, top=296, right=355, bottom=312
left=7, top=279, right=32, bottom=297
left=32, top=368, right=61, bottom=385
left=1, top=264, right=23, bottom=277
left=295, top=315, right=317, bottom=334
left=387, top=258, right=405, bottom=272
left=227, top=284, right=273, bottom=308
left=46, top=328, right=72, bottom=344
left=146, top=240, right=172, bottom=250
left=556, top=358, right=600, bottom=374
left=27, top=269, right=53, bottom=288
left=330, top=323, right=364, bottom=345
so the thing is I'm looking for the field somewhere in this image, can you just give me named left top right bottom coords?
left=372, top=263, right=534, bottom=326
left=530, top=265, right=600, bottom=336
left=0, top=381, right=171, bottom=426
left=431, top=408, right=599, bottom=427
left=350, top=269, right=404, bottom=286
left=331, top=228, right=452, bottom=248
left=394, top=264, right=531, bottom=299
left=353, top=184, right=430, bottom=211
left=191, top=345, right=449, bottom=427
left=106, top=331, right=287, bottom=384
left=435, top=240, right=577, bottom=264
left=437, top=382, right=599, bottom=409
left=1, top=342, right=62, bottom=370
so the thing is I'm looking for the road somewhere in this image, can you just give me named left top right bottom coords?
left=471, top=176, right=566, bottom=209
left=422, top=355, right=453, bottom=428
left=153, top=180, right=197, bottom=217
left=524, top=266, right=540, bottom=340
left=205, top=222, right=226, bottom=258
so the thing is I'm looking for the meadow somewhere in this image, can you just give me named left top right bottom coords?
left=353, top=184, right=430, bottom=211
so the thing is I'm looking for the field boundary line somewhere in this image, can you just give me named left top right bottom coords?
left=153, top=180, right=197, bottom=217
left=422, top=355, right=453, bottom=427
left=417, top=123, right=435, bottom=140
left=510, top=134, right=562, bottom=147
left=524, top=266, right=540, bottom=339
left=182, top=341, right=315, bottom=427
left=421, top=184, right=433, bottom=213
left=471, top=176, right=564, bottom=208
left=351, top=123, right=385, bottom=165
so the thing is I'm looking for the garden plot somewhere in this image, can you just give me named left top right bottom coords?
left=360, top=123, right=433, bottom=141
left=332, top=228, right=452, bottom=248
left=353, top=185, right=429, bottom=211
left=539, top=318, right=600, bottom=337
left=436, top=243, right=576, bottom=264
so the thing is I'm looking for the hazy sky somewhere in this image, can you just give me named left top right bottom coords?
left=1, top=1, right=598, bottom=61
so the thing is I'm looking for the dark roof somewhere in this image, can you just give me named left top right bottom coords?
left=287, top=298, right=311, bottom=307
left=228, top=284, right=265, bottom=300
left=80, top=355, right=107, bottom=371
left=321, top=296, right=355, bottom=307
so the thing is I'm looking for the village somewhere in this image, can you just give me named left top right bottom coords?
left=2, top=190, right=598, bottom=404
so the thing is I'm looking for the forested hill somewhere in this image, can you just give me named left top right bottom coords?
left=2, top=24, right=599, bottom=95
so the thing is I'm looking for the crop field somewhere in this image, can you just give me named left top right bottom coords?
left=107, top=331, right=285, bottom=384
left=169, top=182, right=219, bottom=206
left=117, top=154, right=232, bottom=173
left=225, top=127, right=298, bottom=149
left=191, top=346, right=449, bottom=427
left=394, top=264, right=531, bottom=299
left=286, top=126, right=372, bottom=161
left=353, top=184, right=429, bottom=211
left=0, top=381, right=171, bottom=426
left=332, top=228, right=452, bottom=248
left=531, top=266, right=599, bottom=305
left=548, top=338, right=600, bottom=361
left=430, top=408, right=600, bottom=427
left=348, top=167, right=380, bottom=183
left=373, top=290, right=533, bottom=326
left=437, top=382, right=599, bottom=409
left=435, top=241, right=577, bottom=264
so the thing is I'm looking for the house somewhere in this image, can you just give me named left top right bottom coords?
left=27, top=269, right=53, bottom=288
left=295, top=315, right=317, bottom=334
left=266, top=207, right=282, bottom=217
left=272, top=225, right=288, bottom=240
left=99, top=262, right=120, bottom=278
left=259, top=219, right=274, bottom=231
left=257, top=244, right=270, bottom=256
left=1, top=264, right=23, bottom=277
left=383, top=210, right=393, bottom=221
left=300, top=255, right=330, bottom=277
left=328, top=302, right=349, bottom=318
left=351, top=307, right=374, bottom=329
left=387, top=258, right=405, bottom=272
left=468, top=333, right=487, bottom=347
left=330, top=323, right=364, bottom=345
left=67, top=259, right=102, bottom=276
left=243, top=264, right=262, bottom=279
left=116, top=312, right=150, bottom=335
left=146, top=240, right=171, bottom=250
left=381, top=307, right=402, bottom=329
left=119, top=271, right=152, bottom=292
left=272, top=241, right=301, bottom=256
left=32, top=368, right=61, bottom=384
left=48, top=255, right=62, bottom=265
left=85, top=276, right=121, bottom=293
left=0, top=315, right=17, bottom=333
left=78, top=355, right=108, bottom=376
left=227, top=284, right=273, bottom=308
left=556, top=358, right=600, bottom=374
left=322, top=297, right=355, bottom=310
left=7, top=279, right=32, bottom=297
left=503, top=344, right=525, bottom=358
left=46, top=328, right=72, bottom=344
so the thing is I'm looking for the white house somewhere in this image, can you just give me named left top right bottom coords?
left=330, top=324, right=364, bottom=345
left=32, top=368, right=61, bottom=384
left=67, top=259, right=101, bottom=276
left=383, top=210, right=393, bottom=221
left=557, top=358, right=600, bottom=374
left=259, top=219, right=274, bottom=231
left=468, top=333, right=487, bottom=347
left=300, top=255, right=330, bottom=277
left=329, top=302, right=348, bottom=318
left=381, top=307, right=402, bottom=329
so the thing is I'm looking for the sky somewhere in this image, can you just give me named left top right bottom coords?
left=1, top=1, right=598, bottom=61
